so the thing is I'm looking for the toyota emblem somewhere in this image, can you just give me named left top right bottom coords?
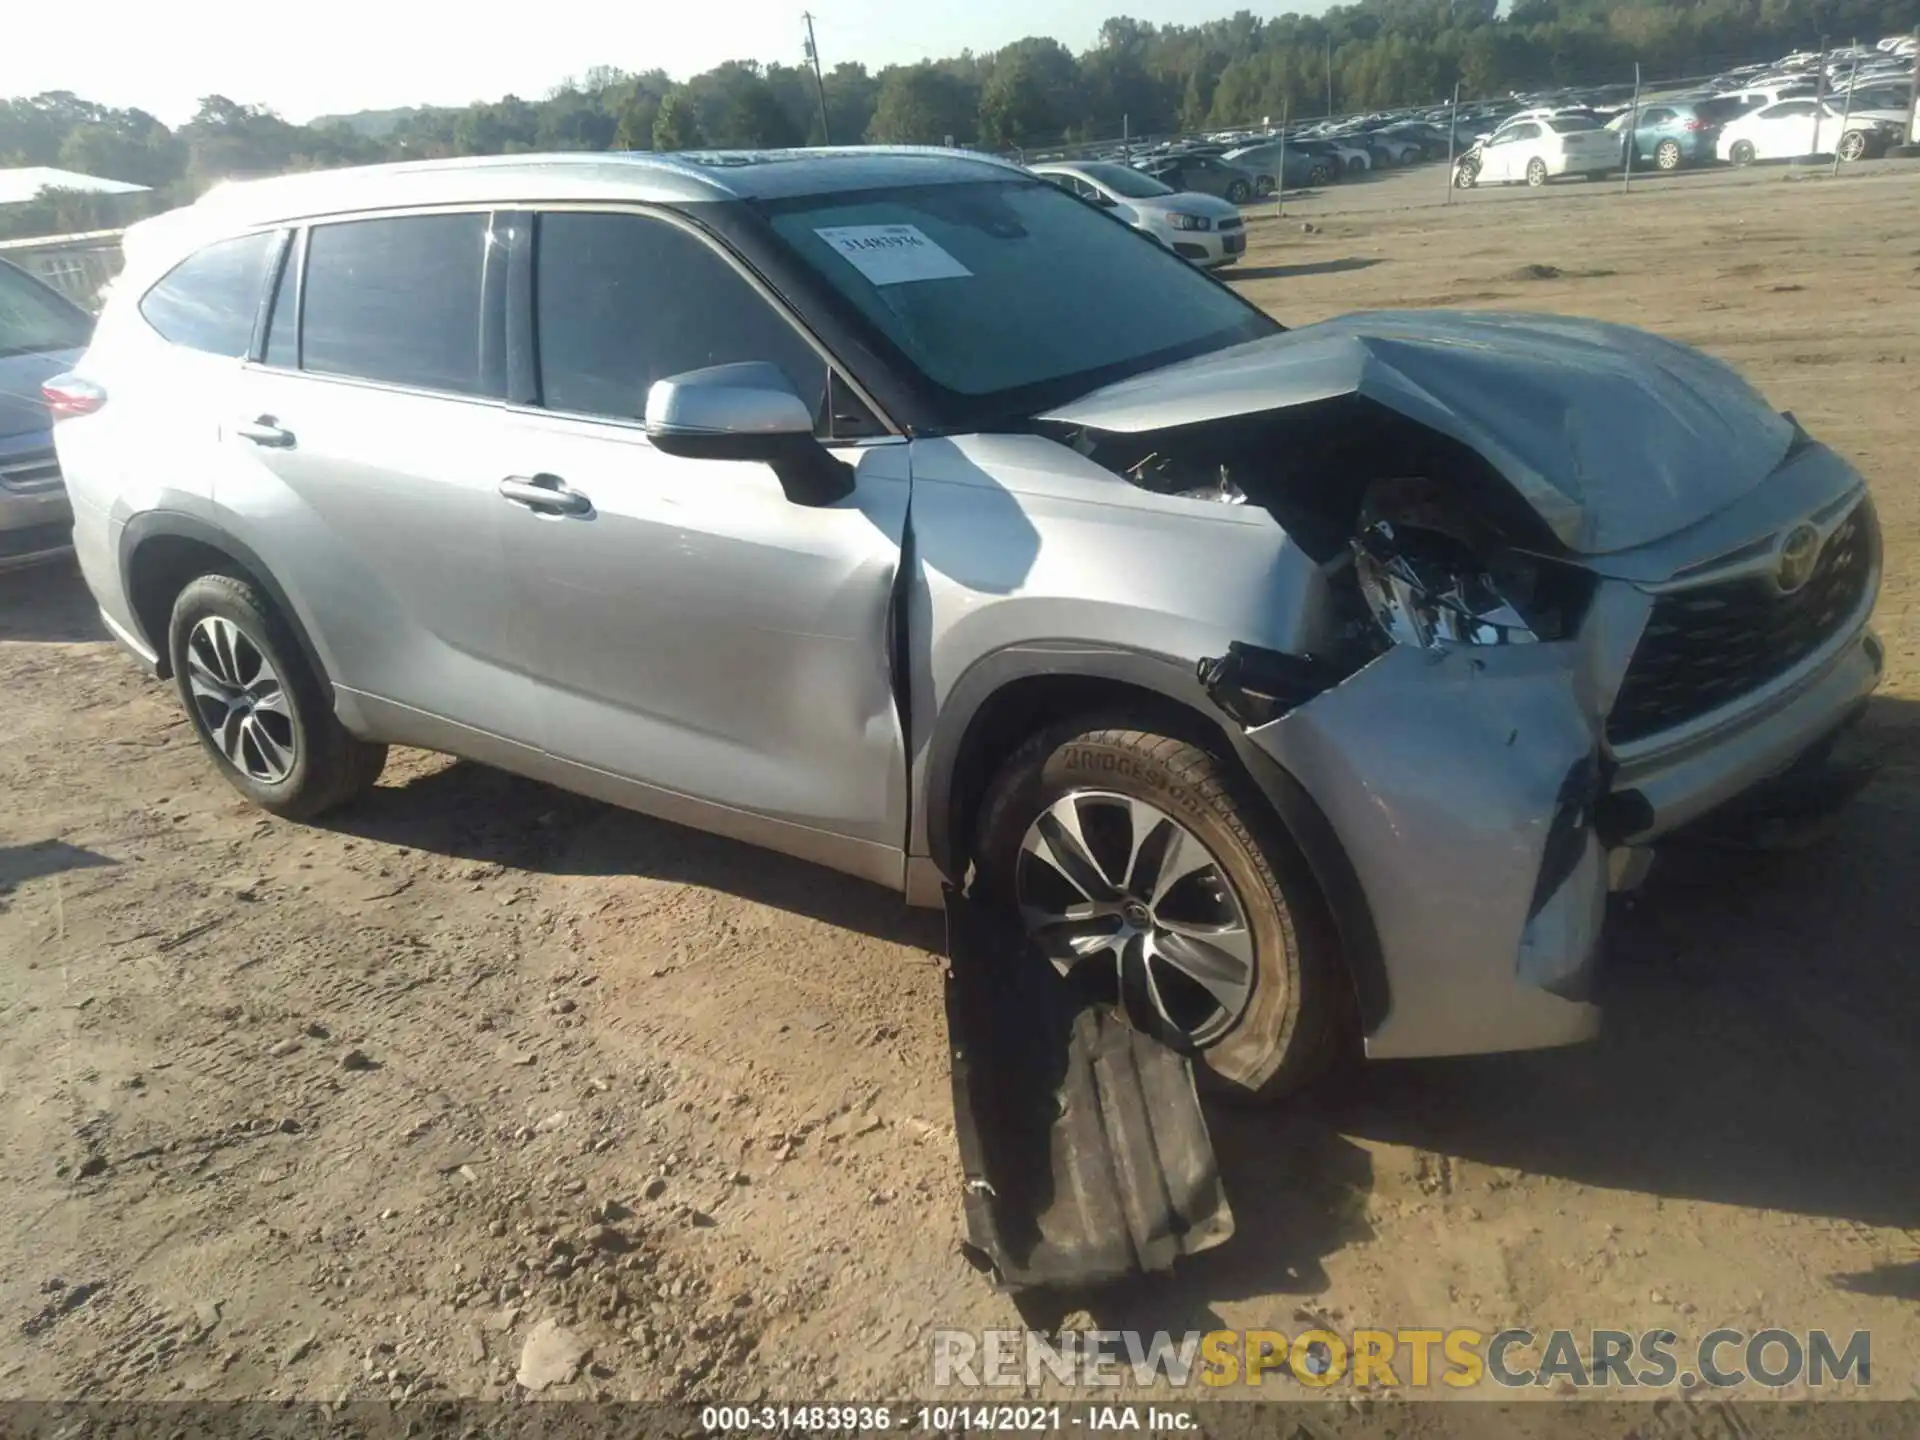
left=1775, top=523, right=1822, bottom=594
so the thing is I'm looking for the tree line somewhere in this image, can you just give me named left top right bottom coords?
left=4, top=0, right=1917, bottom=239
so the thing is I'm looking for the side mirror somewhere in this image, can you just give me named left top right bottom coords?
left=644, top=361, right=854, bottom=508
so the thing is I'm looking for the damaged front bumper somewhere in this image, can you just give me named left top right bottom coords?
left=1226, top=596, right=1883, bottom=1062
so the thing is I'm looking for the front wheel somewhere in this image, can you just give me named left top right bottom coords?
left=973, top=720, right=1346, bottom=1102
left=1453, top=158, right=1479, bottom=188
left=168, top=573, right=388, bottom=819
left=1729, top=139, right=1757, bottom=167
left=1308, top=161, right=1334, bottom=186
left=1224, top=179, right=1251, bottom=204
left=1838, top=129, right=1870, bottom=162
left=1526, top=157, right=1550, bottom=187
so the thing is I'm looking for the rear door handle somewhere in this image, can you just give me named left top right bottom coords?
left=234, top=417, right=295, bottom=448
left=498, top=475, right=592, bottom=516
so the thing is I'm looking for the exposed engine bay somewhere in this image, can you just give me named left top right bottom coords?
left=1049, top=398, right=1600, bottom=669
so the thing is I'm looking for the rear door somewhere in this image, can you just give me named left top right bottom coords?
left=225, top=210, right=542, bottom=744
left=1636, top=106, right=1677, bottom=158
left=495, top=207, right=911, bottom=885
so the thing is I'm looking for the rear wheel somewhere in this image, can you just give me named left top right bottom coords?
left=1730, top=138, right=1757, bottom=167
left=1224, top=179, right=1251, bottom=204
left=1255, top=174, right=1276, bottom=197
left=1526, top=157, right=1550, bottom=187
left=1308, top=160, right=1334, bottom=186
left=1838, top=129, right=1870, bottom=162
left=973, top=720, right=1346, bottom=1102
left=167, top=573, right=387, bottom=819
left=1655, top=138, right=1684, bottom=171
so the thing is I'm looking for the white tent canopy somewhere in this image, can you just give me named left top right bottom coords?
left=0, top=166, right=152, bottom=207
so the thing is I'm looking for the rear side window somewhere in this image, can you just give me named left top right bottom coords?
left=139, top=231, right=279, bottom=357
left=300, top=213, right=489, bottom=394
left=533, top=211, right=829, bottom=427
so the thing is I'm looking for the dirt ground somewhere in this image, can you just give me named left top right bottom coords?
left=3, top=161, right=1918, bottom=1411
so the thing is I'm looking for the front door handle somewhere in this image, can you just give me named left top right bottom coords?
left=498, top=474, right=592, bottom=516
left=234, top=416, right=295, bottom=448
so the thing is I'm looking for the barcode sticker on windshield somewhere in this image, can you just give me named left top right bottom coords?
left=813, top=225, right=973, bottom=285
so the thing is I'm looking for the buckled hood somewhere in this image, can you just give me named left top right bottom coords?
left=1039, top=309, right=1796, bottom=555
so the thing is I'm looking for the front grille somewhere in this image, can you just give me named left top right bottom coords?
left=1224, top=233, right=1247, bottom=255
left=0, top=521, right=72, bottom=560
left=1608, top=499, right=1878, bottom=746
left=0, top=449, right=62, bottom=495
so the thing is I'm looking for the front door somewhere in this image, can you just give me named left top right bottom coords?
left=497, top=208, right=911, bottom=887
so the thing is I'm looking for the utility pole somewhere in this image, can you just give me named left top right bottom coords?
left=1907, top=26, right=1920, bottom=152
left=802, top=12, right=832, bottom=146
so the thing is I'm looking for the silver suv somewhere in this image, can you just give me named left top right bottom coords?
left=51, top=149, right=1883, bottom=1099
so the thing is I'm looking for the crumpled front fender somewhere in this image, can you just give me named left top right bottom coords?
left=1243, top=583, right=1648, bottom=1059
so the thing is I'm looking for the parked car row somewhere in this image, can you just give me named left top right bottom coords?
left=1454, top=39, right=1917, bottom=188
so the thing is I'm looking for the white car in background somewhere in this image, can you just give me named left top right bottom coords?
left=1718, top=99, right=1907, bottom=164
left=1456, top=115, right=1620, bottom=187
left=1029, top=161, right=1246, bottom=268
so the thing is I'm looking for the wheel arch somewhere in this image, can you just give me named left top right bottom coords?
left=120, top=512, right=330, bottom=696
left=924, top=644, right=1390, bottom=1034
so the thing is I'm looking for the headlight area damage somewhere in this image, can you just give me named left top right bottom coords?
left=1031, top=310, right=1815, bottom=1064
left=937, top=312, right=1881, bottom=1291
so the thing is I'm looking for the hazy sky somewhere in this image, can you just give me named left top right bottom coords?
left=3, top=0, right=1336, bottom=126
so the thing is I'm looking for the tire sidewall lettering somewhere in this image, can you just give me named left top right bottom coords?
left=1058, top=746, right=1200, bottom=818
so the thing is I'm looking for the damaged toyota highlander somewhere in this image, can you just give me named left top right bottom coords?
left=50, top=149, right=1882, bottom=1276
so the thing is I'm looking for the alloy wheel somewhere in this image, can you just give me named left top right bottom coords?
left=185, top=616, right=297, bottom=783
left=1656, top=140, right=1682, bottom=170
left=1839, top=130, right=1866, bottom=161
left=1015, top=789, right=1256, bottom=1046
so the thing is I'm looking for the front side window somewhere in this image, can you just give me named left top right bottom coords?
left=533, top=211, right=829, bottom=426
left=758, top=178, right=1277, bottom=420
left=300, top=213, right=489, bottom=394
left=0, top=260, right=91, bottom=358
left=139, top=230, right=279, bottom=357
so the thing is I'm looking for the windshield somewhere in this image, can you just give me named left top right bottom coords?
left=0, top=261, right=91, bottom=360
left=759, top=179, right=1277, bottom=421
left=1072, top=162, right=1174, bottom=199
